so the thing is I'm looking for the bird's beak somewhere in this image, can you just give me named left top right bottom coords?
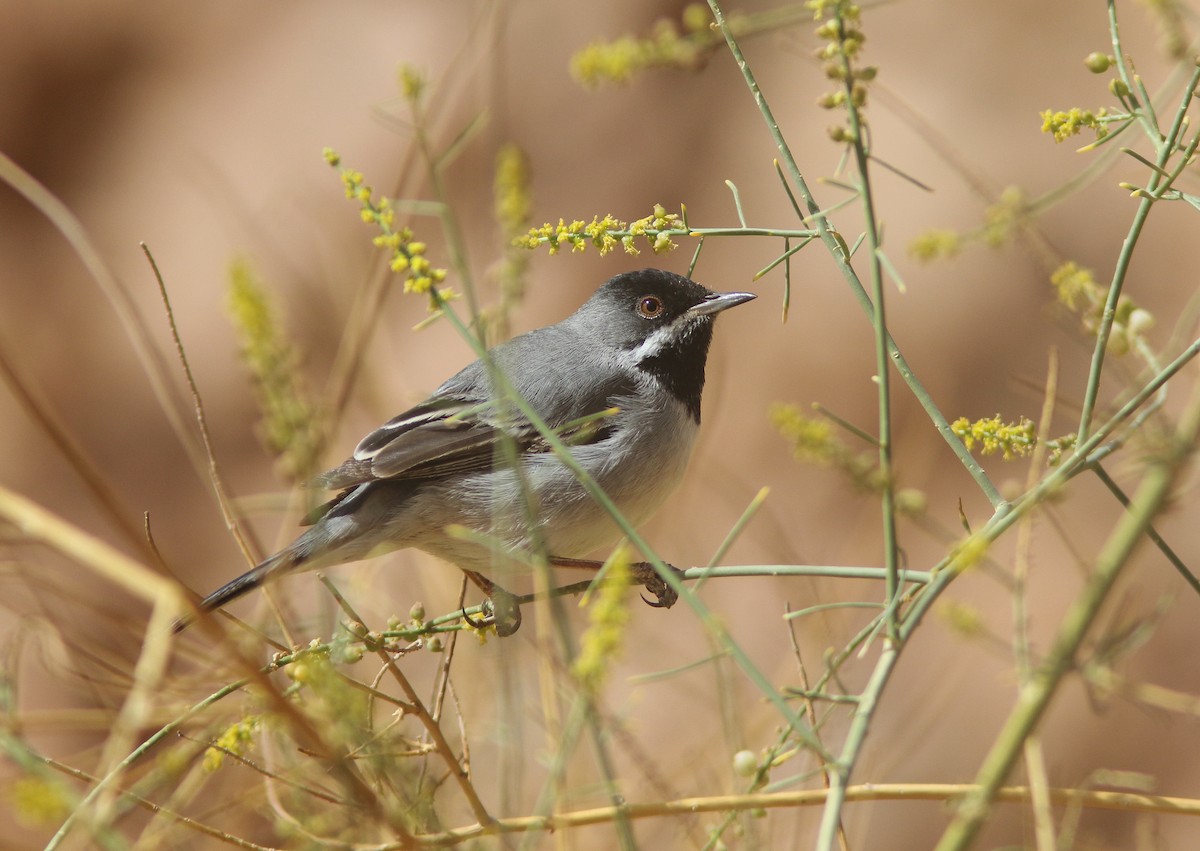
left=687, top=290, right=757, bottom=318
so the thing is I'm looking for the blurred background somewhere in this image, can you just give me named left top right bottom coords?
left=1, top=1, right=1198, bottom=848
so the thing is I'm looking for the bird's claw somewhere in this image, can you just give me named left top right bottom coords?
left=462, top=589, right=522, bottom=637
left=461, top=607, right=487, bottom=630
left=631, top=562, right=681, bottom=609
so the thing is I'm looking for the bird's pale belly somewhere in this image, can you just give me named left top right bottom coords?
left=406, top=410, right=697, bottom=576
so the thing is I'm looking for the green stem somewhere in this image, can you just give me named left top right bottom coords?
left=688, top=226, right=817, bottom=237
left=1107, top=0, right=1162, bottom=142
left=832, top=9, right=901, bottom=648
left=1077, top=29, right=1200, bottom=442
left=1075, top=194, right=1153, bottom=443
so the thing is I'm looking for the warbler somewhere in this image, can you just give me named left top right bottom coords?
left=185, top=269, right=754, bottom=634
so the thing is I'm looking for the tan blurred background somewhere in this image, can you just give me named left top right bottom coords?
left=2, top=1, right=1199, bottom=848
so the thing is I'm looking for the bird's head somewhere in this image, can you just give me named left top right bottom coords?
left=571, top=268, right=756, bottom=421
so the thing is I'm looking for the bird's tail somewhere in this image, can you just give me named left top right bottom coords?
left=173, top=548, right=302, bottom=633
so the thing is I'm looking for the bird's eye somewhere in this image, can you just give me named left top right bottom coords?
left=636, top=295, right=664, bottom=319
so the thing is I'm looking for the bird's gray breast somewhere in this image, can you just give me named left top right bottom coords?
left=407, top=380, right=698, bottom=566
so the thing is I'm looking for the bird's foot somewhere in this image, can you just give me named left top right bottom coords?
left=460, top=570, right=523, bottom=637
left=550, top=556, right=683, bottom=610
left=484, top=587, right=522, bottom=637
left=629, top=561, right=682, bottom=609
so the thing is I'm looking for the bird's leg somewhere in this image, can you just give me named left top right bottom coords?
left=550, top=557, right=681, bottom=610
left=460, top=569, right=522, bottom=637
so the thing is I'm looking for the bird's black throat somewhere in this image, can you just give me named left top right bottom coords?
left=634, top=320, right=714, bottom=423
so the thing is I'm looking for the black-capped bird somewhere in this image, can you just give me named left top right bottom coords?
left=185, top=269, right=754, bottom=634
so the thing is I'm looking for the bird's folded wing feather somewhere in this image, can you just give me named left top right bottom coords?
left=312, top=397, right=529, bottom=490
left=308, top=349, right=638, bottom=503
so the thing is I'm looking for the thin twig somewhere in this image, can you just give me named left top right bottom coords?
left=367, top=783, right=1200, bottom=849
left=142, top=243, right=261, bottom=568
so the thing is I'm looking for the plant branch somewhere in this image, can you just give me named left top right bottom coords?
left=936, top=381, right=1200, bottom=850
left=393, top=782, right=1200, bottom=848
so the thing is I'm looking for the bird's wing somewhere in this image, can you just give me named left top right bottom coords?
left=312, top=396, right=512, bottom=489
left=313, top=368, right=634, bottom=492
left=302, top=397, right=517, bottom=526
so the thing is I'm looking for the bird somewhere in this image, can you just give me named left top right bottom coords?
left=184, top=268, right=755, bottom=635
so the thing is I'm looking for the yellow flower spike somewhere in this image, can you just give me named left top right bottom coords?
left=572, top=550, right=633, bottom=694
left=10, top=777, right=71, bottom=827
left=399, top=64, right=425, bottom=102
left=228, top=258, right=322, bottom=481
left=494, top=143, right=533, bottom=233
left=204, top=715, right=263, bottom=773
left=1050, top=260, right=1100, bottom=311
left=772, top=404, right=836, bottom=462
left=518, top=206, right=687, bottom=256
left=952, top=414, right=1037, bottom=460
left=908, top=228, right=961, bottom=262
left=1040, top=107, right=1111, bottom=143
left=322, top=147, right=341, bottom=167
left=981, top=186, right=1025, bottom=247
left=326, top=152, right=455, bottom=303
